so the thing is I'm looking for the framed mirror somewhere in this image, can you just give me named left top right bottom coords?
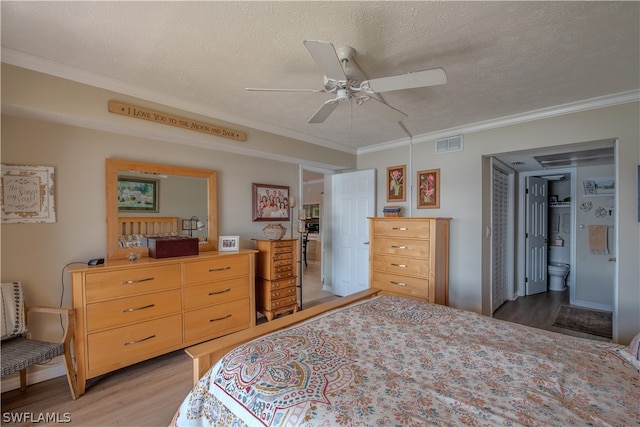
left=106, top=158, right=218, bottom=260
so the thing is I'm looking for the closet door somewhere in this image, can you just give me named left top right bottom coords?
left=492, top=167, right=510, bottom=311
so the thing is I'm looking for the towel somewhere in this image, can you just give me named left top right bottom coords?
left=1, top=281, right=26, bottom=340
left=588, top=224, right=609, bottom=255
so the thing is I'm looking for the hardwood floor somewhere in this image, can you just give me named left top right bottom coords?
left=492, top=289, right=611, bottom=342
left=2, top=284, right=608, bottom=426
left=1, top=349, right=193, bottom=426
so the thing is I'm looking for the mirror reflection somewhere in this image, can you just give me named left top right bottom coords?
left=106, top=159, right=217, bottom=260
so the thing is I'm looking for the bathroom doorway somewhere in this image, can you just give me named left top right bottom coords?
left=490, top=140, right=617, bottom=317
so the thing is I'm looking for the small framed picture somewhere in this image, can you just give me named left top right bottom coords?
left=218, top=235, right=239, bottom=252
left=417, top=168, right=440, bottom=209
left=387, top=165, right=406, bottom=202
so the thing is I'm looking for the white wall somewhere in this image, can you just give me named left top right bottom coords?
left=575, top=164, right=616, bottom=308
left=358, top=102, right=640, bottom=344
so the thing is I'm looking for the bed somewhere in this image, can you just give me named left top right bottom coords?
left=171, top=293, right=639, bottom=426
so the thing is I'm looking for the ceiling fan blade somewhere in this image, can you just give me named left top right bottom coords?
left=308, top=99, right=340, bottom=124
left=359, top=97, right=408, bottom=122
left=303, top=40, right=347, bottom=81
left=363, top=68, right=447, bottom=93
left=246, top=87, right=325, bottom=93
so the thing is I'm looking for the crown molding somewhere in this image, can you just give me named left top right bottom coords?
left=1, top=49, right=357, bottom=155
left=3, top=49, right=637, bottom=158
left=357, top=90, right=640, bottom=155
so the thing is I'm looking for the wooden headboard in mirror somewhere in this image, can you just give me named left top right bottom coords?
left=106, top=158, right=218, bottom=260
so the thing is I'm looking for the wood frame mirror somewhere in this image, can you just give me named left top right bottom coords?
left=106, top=158, right=218, bottom=260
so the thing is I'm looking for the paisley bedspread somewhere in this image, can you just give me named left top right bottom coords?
left=172, top=296, right=639, bottom=426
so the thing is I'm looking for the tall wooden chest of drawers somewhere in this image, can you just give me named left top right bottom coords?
left=254, top=239, right=298, bottom=321
left=70, top=250, right=256, bottom=396
left=369, top=217, right=450, bottom=305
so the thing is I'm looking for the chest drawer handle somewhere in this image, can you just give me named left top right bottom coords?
left=122, top=304, right=155, bottom=313
left=390, top=281, right=407, bottom=286
left=209, top=288, right=231, bottom=296
left=392, top=227, right=408, bottom=231
left=121, top=277, right=154, bottom=285
left=390, top=245, right=408, bottom=249
left=209, top=266, right=231, bottom=272
left=390, top=263, right=407, bottom=268
left=124, top=334, right=156, bottom=346
left=210, top=314, right=232, bottom=323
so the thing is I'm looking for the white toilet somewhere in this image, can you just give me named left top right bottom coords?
left=548, top=246, right=570, bottom=291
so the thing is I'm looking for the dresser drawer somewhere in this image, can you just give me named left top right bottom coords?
left=372, top=254, right=429, bottom=278
left=258, top=284, right=297, bottom=306
left=183, top=276, right=249, bottom=310
left=262, top=295, right=297, bottom=311
left=371, top=272, right=430, bottom=300
left=372, top=237, right=429, bottom=258
left=372, top=220, right=430, bottom=238
left=184, top=298, right=251, bottom=343
left=85, top=265, right=181, bottom=302
left=183, top=255, right=248, bottom=285
left=272, top=240, right=295, bottom=250
left=272, top=265, right=295, bottom=279
left=256, top=277, right=296, bottom=292
left=87, top=314, right=182, bottom=377
left=86, top=289, right=181, bottom=332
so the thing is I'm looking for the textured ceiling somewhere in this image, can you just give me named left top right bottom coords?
left=1, top=1, right=639, bottom=155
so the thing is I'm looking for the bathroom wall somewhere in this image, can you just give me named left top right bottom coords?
left=574, top=163, right=616, bottom=310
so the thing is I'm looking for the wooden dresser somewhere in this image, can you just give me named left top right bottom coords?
left=70, top=250, right=256, bottom=396
left=369, top=217, right=450, bottom=305
left=254, top=239, right=298, bottom=321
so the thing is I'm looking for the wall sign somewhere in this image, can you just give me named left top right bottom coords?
left=1, top=164, right=56, bottom=223
left=108, top=100, right=246, bottom=142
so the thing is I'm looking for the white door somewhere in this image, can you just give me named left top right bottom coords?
left=331, top=169, right=375, bottom=296
left=525, top=176, right=548, bottom=295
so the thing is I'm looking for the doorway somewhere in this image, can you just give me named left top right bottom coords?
left=300, top=168, right=333, bottom=307
left=489, top=141, right=617, bottom=325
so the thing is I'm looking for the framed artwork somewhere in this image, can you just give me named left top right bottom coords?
left=118, top=177, right=159, bottom=212
left=417, top=168, right=440, bottom=209
left=253, top=183, right=290, bottom=221
left=1, top=164, right=56, bottom=223
left=387, top=165, right=406, bottom=202
left=582, top=176, right=614, bottom=197
left=219, top=235, right=239, bottom=252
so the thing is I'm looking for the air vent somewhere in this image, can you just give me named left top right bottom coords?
left=435, top=135, right=463, bottom=154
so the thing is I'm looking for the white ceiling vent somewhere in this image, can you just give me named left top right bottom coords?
left=435, top=135, right=464, bottom=154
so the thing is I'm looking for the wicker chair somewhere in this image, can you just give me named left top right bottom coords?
left=1, top=282, right=79, bottom=400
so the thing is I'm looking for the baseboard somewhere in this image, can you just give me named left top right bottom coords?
left=0, top=358, right=66, bottom=393
left=571, top=299, right=613, bottom=312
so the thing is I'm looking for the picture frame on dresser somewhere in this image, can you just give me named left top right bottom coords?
left=219, top=235, right=239, bottom=252
left=252, top=183, right=290, bottom=221
left=417, top=169, right=440, bottom=209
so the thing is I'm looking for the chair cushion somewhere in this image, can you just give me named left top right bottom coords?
left=1, top=337, right=64, bottom=377
left=1, top=282, right=26, bottom=340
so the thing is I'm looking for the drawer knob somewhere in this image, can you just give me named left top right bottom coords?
left=390, top=245, right=408, bottom=249
left=121, top=277, right=154, bottom=285
left=210, top=314, right=232, bottom=323
left=208, top=288, right=231, bottom=296
left=209, top=266, right=231, bottom=272
left=122, top=304, right=155, bottom=313
left=392, top=227, right=408, bottom=231
left=124, top=334, right=156, bottom=346
left=390, top=263, right=407, bottom=268
left=390, top=281, right=407, bottom=286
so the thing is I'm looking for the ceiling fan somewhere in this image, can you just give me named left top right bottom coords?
left=246, top=40, right=447, bottom=124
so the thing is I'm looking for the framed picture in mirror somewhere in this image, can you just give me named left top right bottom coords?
left=118, top=177, right=159, bottom=212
